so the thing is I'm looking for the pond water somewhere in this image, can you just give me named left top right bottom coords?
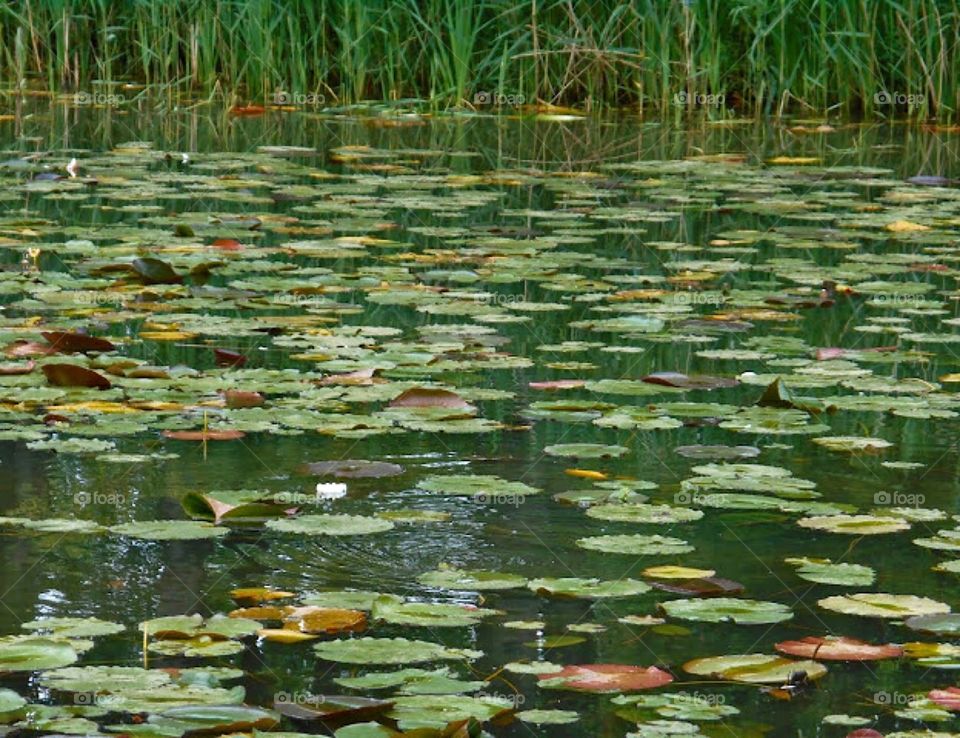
left=2, top=104, right=960, bottom=737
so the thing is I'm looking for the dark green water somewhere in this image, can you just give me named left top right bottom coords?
left=2, top=101, right=960, bottom=737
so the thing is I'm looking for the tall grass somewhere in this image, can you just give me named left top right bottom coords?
left=0, top=0, right=957, bottom=118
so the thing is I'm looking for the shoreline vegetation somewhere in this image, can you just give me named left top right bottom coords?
left=1, top=0, right=959, bottom=120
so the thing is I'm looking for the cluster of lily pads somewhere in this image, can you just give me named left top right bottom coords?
left=3, top=133, right=960, bottom=738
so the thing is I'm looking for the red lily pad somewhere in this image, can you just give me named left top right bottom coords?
left=929, top=686, right=960, bottom=711
left=529, top=379, right=587, bottom=390
left=846, top=731, right=883, bottom=738
left=42, top=363, right=112, bottom=390
left=41, top=331, right=115, bottom=354
left=0, top=360, right=35, bottom=376
left=387, top=387, right=475, bottom=411
left=230, top=105, right=266, bottom=116
left=774, top=636, right=902, bottom=661
left=162, top=429, right=246, bottom=441
left=642, top=372, right=739, bottom=390
left=537, top=664, right=673, bottom=693
left=4, top=341, right=59, bottom=358
left=214, top=349, right=247, bottom=367
left=212, top=238, right=242, bottom=251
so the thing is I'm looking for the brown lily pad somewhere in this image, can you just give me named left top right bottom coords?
left=283, top=607, right=367, bottom=635
left=214, top=349, right=247, bottom=367
left=274, top=695, right=393, bottom=729
left=642, top=372, right=739, bottom=390
left=42, top=363, right=112, bottom=389
left=41, top=331, right=115, bottom=354
left=222, top=390, right=265, bottom=408
left=162, top=429, right=246, bottom=441
left=648, top=577, right=745, bottom=598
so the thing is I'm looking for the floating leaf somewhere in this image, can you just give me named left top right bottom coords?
left=818, top=593, right=950, bottom=618
left=528, top=577, right=651, bottom=599
left=785, top=557, right=875, bottom=586
left=0, top=638, right=77, bottom=671
left=660, top=598, right=792, bottom=624
left=683, top=654, right=827, bottom=683
left=417, top=567, right=527, bottom=591
left=42, top=363, right=112, bottom=389
left=774, top=636, right=902, bottom=661
left=544, top=443, right=628, bottom=458
left=110, top=520, right=229, bottom=540
left=41, top=331, right=115, bottom=354
left=577, top=534, right=694, bottom=555
left=538, top=664, right=674, bottom=693
left=313, top=637, right=482, bottom=665
left=797, top=514, right=910, bottom=535
left=266, top=514, right=394, bottom=536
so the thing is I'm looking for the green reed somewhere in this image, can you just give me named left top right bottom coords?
left=0, top=0, right=957, bottom=118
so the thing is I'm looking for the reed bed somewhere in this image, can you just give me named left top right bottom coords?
left=1, top=0, right=958, bottom=118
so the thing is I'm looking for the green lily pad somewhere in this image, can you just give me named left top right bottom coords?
left=416, top=474, right=540, bottom=498
left=683, top=654, right=827, bottom=683
left=266, top=514, right=394, bottom=536
left=818, top=593, right=951, bottom=618
left=785, top=557, right=876, bottom=586
left=313, top=637, right=482, bottom=665
left=0, top=638, right=77, bottom=671
left=544, top=443, right=629, bottom=458
left=577, top=534, right=694, bottom=555
left=660, top=598, right=793, bottom=625
left=528, top=577, right=651, bottom=598
left=110, top=520, right=229, bottom=540
left=417, top=567, right=527, bottom=591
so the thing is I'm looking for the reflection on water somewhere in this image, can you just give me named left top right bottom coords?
left=1, top=100, right=960, bottom=735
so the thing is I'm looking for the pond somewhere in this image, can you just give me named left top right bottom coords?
left=1, top=104, right=960, bottom=737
